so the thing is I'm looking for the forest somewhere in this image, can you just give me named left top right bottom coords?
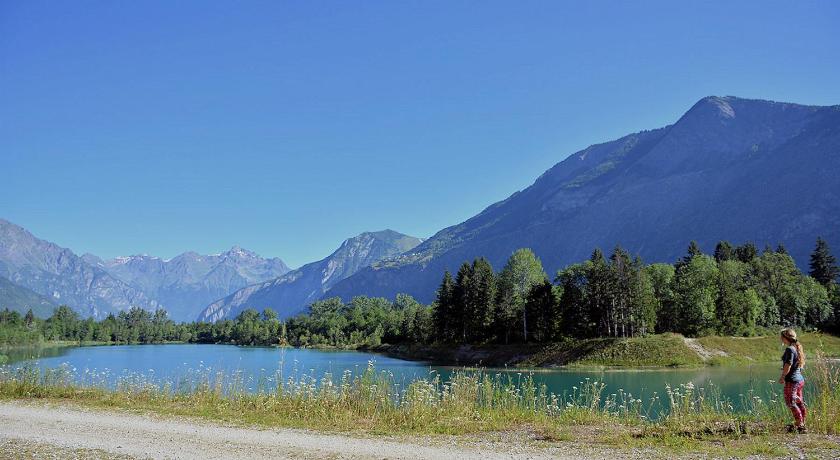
left=1, top=238, right=838, bottom=349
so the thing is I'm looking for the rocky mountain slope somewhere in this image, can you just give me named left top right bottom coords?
left=198, top=230, right=422, bottom=321
left=0, top=219, right=161, bottom=318
left=326, top=96, right=840, bottom=304
left=0, top=275, right=58, bottom=317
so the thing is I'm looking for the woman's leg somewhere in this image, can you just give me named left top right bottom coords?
left=795, top=381, right=806, bottom=424
left=784, top=382, right=804, bottom=426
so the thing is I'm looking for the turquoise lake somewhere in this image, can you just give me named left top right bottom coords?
left=3, top=343, right=808, bottom=413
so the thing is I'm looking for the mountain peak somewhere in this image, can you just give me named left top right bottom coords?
left=684, top=95, right=737, bottom=121
left=223, top=245, right=255, bottom=258
left=324, top=96, right=840, bottom=305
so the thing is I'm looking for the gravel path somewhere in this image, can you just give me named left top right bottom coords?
left=0, top=401, right=579, bottom=459
left=683, top=337, right=727, bottom=361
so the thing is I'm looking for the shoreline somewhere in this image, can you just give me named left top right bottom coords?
left=4, top=332, right=840, bottom=370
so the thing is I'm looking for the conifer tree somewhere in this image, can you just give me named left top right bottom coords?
left=735, top=242, right=758, bottom=263
left=465, top=258, right=497, bottom=342
left=810, top=237, right=839, bottom=287
left=555, top=264, right=590, bottom=337
left=713, top=241, right=734, bottom=262
left=586, top=249, right=614, bottom=336
left=525, top=279, right=558, bottom=342
left=433, top=271, right=455, bottom=341
left=453, top=262, right=473, bottom=343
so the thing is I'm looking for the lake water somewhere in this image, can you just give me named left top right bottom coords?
left=2, top=344, right=807, bottom=412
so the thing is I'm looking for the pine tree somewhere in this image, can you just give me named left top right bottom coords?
left=735, top=242, right=758, bottom=263
left=555, top=264, right=590, bottom=337
left=453, top=262, right=473, bottom=343
left=587, top=248, right=614, bottom=336
left=465, top=258, right=497, bottom=342
left=524, top=279, right=558, bottom=342
left=713, top=241, right=734, bottom=262
left=776, top=244, right=788, bottom=255
left=809, top=237, right=839, bottom=287
left=433, top=271, right=455, bottom=341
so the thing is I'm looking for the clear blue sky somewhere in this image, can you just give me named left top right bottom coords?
left=2, top=1, right=839, bottom=268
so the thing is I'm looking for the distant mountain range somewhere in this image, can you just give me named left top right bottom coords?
left=0, top=217, right=418, bottom=321
left=0, top=218, right=290, bottom=320
left=83, top=248, right=290, bottom=321
left=325, top=96, right=840, bottom=304
left=197, top=230, right=423, bottom=321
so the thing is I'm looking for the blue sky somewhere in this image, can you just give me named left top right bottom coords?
left=2, top=1, right=839, bottom=268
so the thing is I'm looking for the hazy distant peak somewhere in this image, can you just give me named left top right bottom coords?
left=221, top=245, right=259, bottom=258
left=197, top=229, right=422, bottom=322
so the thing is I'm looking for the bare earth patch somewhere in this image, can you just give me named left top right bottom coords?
left=683, top=337, right=728, bottom=361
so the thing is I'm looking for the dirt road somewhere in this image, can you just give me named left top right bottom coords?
left=0, top=401, right=580, bottom=459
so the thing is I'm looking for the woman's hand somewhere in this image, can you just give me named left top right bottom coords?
left=778, top=376, right=785, bottom=385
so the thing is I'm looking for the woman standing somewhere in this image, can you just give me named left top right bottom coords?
left=779, top=328, right=806, bottom=433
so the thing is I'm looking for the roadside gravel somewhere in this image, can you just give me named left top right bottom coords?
left=0, top=401, right=583, bottom=459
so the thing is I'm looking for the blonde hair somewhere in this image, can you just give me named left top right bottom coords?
left=781, top=328, right=805, bottom=368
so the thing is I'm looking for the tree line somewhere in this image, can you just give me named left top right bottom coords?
left=432, top=238, right=839, bottom=344
left=2, top=238, right=838, bottom=348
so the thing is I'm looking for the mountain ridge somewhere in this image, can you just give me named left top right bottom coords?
left=96, top=246, right=290, bottom=321
left=0, top=218, right=162, bottom=318
left=324, top=96, right=840, bottom=304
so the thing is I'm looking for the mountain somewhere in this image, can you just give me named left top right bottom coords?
left=0, top=275, right=58, bottom=317
left=0, top=219, right=162, bottom=318
left=197, top=230, right=422, bottom=321
left=98, top=247, right=290, bottom=321
left=326, top=96, right=840, bottom=304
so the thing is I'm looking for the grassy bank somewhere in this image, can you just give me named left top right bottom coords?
left=371, top=332, right=840, bottom=368
left=1, top=358, right=839, bottom=457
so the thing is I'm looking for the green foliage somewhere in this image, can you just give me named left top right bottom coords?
left=672, top=255, right=719, bottom=336
left=283, top=295, right=428, bottom=348
left=715, top=260, right=760, bottom=336
left=713, top=241, right=734, bottom=262
left=433, top=271, right=455, bottom=341
left=497, top=249, right=546, bottom=343
left=810, top=237, right=839, bottom=287
left=735, top=242, right=758, bottom=263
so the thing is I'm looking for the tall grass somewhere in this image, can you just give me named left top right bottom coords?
left=1, top=358, right=838, bottom=437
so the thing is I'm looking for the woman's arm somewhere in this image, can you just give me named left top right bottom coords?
left=779, top=363, right=791, bottom=384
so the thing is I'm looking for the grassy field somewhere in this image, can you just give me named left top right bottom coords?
left=2, top=354, right=840, bottom=457
left=698, top=333, right=840, bottom=365
left=523, top=334, right=704, bottom=367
